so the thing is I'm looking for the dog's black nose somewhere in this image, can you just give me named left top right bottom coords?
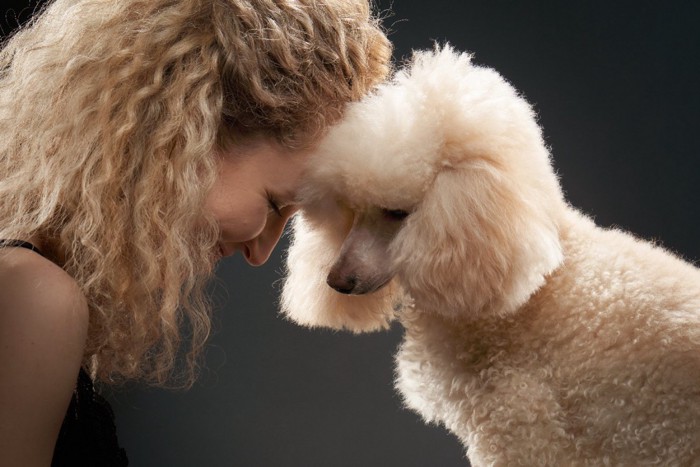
left=327, top=274, right=357, bottom=294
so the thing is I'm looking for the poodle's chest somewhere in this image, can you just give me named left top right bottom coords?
left=394, top=314, right=554, bottom=421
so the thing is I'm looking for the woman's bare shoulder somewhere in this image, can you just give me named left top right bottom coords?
left=0, top=247, right=88, bottom=319
left=0, top=248, right=89, bottom=339
left=0, top=246, right=89, bottom=372
left=0, top=247, right=89, bottom=466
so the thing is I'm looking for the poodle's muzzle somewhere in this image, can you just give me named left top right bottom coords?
left=326, top=208, right=408, bottom=295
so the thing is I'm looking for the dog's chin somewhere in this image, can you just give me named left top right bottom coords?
left=327, top=275, right=393, bottom=296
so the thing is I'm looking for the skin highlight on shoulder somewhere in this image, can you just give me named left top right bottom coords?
left=0, top=248, right=89, bottom=466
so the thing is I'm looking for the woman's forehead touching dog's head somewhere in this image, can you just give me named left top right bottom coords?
left=298, top=51, right=468, bottom=211
left=299, top=101, right=441, bottom=211
left=300, top=45, right=550, bottom=214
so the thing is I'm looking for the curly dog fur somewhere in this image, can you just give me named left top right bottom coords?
left=281, top=46, right=700, bottom=465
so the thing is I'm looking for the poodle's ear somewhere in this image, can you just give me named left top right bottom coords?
left=391, top=160, right=564, bottom=319
left=281, top=202, right=397, bottom=332
left=381, top=45, right=566, bottom=319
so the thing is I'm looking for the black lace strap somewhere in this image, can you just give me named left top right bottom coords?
left=0, top=239, right=44, bottom=256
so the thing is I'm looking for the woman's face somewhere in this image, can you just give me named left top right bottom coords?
left=205, top=138, right=311, bottom=266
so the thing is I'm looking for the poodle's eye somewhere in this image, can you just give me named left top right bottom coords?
left=382, top=208, right=410, bottom=221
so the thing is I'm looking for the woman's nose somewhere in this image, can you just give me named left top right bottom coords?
left=242, top=237, right=275, bottom=266
left=242, top=208, right=297, bottom=266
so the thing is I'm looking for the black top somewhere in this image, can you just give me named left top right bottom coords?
left=52, top=368, right=129, bottom=466
left=0, top=239, right=128, bottom=466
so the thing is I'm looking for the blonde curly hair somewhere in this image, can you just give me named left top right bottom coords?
left=0, top=0, right=391, bottom=386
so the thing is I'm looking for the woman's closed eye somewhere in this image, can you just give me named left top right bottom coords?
left=266, top=192, right=283, bottom=217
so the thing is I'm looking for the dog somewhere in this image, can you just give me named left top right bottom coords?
left=281, top=46, right=700, bottom=465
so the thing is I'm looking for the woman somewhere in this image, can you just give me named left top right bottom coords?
left=0, top=0, right=391, bottom=464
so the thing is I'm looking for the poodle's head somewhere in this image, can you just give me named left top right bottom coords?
left=281, top=46, right=566, bottom=332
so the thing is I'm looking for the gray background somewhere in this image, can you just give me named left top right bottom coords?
left=3, top=1, right=700, bottom=466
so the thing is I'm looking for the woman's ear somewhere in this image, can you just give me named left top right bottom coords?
left=281, top=205, right=397, bottom=333
left=391, top=162, right=564, bottom=320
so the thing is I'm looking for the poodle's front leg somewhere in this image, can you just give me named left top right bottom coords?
left=396, top=333, right=575, bottom=466
left=454, top=371, right=576, bottom=467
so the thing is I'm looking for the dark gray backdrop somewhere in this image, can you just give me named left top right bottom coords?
left=3, top=1, right=699, bottom=466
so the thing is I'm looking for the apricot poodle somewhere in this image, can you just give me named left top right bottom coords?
left=281, top=46, right=700, bottom=465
